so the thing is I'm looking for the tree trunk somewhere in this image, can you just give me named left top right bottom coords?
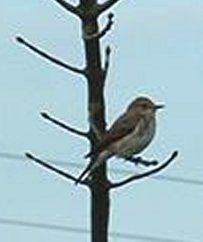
left=80, top=1, right=109, bottom=242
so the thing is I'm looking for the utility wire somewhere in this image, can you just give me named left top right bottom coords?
left=0, top=155, right=201, bottom=242
left=0, top=152, right=203, bottom=187
left=0, top=217, right=198, bottom=242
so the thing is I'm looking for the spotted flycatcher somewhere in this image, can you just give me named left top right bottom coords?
left=76, top=96, right=164, bottom=183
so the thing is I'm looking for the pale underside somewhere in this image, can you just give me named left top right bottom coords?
left=89, top=117, right=156, bottom=174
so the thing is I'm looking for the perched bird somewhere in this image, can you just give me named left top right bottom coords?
left=76, top=96, right=164, bottom=184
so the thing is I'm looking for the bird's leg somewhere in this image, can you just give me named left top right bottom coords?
left=125, top=156, right=159, bottom=167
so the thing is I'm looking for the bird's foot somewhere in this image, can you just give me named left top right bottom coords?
left=125, top=156, right=159, bottom=167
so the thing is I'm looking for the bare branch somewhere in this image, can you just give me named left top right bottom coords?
left=98, top=0, right=121, bottom=14
left=25, top=152, right=87, bottom=186
left=83, top=13, right=114, bottom=40
left=41, top=112, right=89, bottom=139
left=16, top=36, right=85, bottom=76
left=52, top=0, right=80, bottom=16
left=103, top=46, right=111, bottom=81
left=109, top=151, right=178, bottom=189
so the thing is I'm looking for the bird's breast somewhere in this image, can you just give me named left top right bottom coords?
left=110, top=117, right=156, bottom=158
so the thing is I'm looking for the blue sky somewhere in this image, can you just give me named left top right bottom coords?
left=0, top=1, right=203, bottom=241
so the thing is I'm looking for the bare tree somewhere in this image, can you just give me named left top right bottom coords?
left=16, top=1, right=178, bottom=242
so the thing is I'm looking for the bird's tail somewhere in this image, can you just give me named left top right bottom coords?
left=75, top=161, right=93, bottom=185
left=75, top=151, right=111, bottom=185
left=74, top=151, right=95, bottom=185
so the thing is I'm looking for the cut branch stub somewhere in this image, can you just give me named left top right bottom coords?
left=103, top=45, right=111, bottom=81
left=83, top=13, right=114, bottom=40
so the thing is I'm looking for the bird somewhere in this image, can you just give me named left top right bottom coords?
left=75, top=96, right=164, bottom=184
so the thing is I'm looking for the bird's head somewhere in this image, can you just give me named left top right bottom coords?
left=127, top=96, right=164, bottom=116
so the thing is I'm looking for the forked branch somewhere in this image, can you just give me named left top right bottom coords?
left=16, top=36, right=85, bottom=75
left=25, top=152, right=87, bottom=186
left=109, top=151, right=178, bottom=189
left=98, top=0, right=122, bottom=14
left=52, top=0, right=80, bottom=16
left=41, top=112, right=89, bottom=139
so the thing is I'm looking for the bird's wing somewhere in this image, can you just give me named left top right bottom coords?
left=86, top=112, right=140, bottom=158
left=76, top=113, right=140, bottom=184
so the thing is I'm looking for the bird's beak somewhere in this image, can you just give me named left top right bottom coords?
left=155, top=104, right=165, bottom=110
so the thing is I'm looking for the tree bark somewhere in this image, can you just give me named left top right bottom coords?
left=80, top=1, right=109, bottom=242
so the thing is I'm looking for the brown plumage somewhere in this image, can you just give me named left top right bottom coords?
left=76, top=96, right=164, bottom=184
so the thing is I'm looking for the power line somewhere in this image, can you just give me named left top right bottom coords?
left=0, top=152, right=203, bottom=187
left=0, top=152, right=71, bottom=167
left=0, top=217, right=198, bottom=242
